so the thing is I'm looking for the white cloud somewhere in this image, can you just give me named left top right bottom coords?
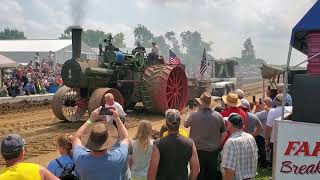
left=0, top=0, right=24, bottom=28
left=136, top=0, right=148, bottom=9
left=138, top=0, right=316, bottom=64
left=0, top=0, right=317, bottom=65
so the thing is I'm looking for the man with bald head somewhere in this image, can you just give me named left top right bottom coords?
left=104, top=93, right=127, bottom=123
left=272, top=83, right=292, bottom=107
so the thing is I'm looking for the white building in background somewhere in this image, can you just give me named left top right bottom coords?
left=0, top=39, right=97, bottom=64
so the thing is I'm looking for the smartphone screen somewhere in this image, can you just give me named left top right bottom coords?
left=252, top=96, right=256, bottom=103
left=221, top=97, right=225, bottom=108
left=259, top=98, right=262, bottom=104
left=100, top=107, right=108, bottom=115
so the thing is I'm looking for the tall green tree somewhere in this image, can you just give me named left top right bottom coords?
left=154, top=35, right=170, bottom=57
left=0, top=28, right=26, bottom=40
left=113, top=33, right=126, bottom=48
left=59, top=26, right=72, bottom=39
left=133, top=24, right=154, bottom=47
left=81, top=29, right=106, bottom=47
left=241, top=37, right=256, bottom=60
left=165, top=31, right=180, bottom=54
left=180, top=31, right=212, bottom=56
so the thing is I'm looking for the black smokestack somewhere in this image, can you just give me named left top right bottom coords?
left=71, top=26, right=82, bottom=59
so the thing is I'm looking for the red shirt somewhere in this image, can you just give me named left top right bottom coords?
left=221, top=107, right=247, bottom=145
left=221, top=107, right=247, bottom=127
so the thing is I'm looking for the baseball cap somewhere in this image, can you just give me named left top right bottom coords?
left=165, top=109, right=181, bottom=127
left=240, top=99, right=250, bottom=109
left=223, top=112, right=238, bottom=122
left=274, top=93, right=284, bottom=107
left=1, top=134, right=26, bottom=156
left=234, top=89, right=244, bottom=99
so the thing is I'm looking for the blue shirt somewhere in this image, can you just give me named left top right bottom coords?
left=73, top=143, right=128, bottom=180
left=23, top=83, right=36, bottom=93
left=47, top=155, right=75, bottom=177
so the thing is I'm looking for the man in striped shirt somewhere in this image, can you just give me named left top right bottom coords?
left=221, top=113, right=258, bottom=180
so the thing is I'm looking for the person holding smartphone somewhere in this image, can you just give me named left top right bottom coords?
left=102, top=93, right=127, bottom=124
left=72, top=107, right=129, bottom=180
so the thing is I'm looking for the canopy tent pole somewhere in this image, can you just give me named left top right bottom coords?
left=282, top=45, right=293, bottom=120
left=293, top=51, right=320, bottom=68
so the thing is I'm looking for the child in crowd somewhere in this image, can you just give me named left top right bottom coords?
left=47, top=133, right=78, bottom=178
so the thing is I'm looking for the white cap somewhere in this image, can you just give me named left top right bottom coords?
left=240, top=98, right=250, bottom=109
left=234, top=89, right=244, bottom=99
left=223, top=113, right=240, bottom=122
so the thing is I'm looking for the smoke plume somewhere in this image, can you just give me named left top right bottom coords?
left=70, top=0, right=88, bottom=26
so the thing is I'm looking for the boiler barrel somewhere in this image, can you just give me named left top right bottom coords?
left=61, top=59, right=113, bottom=88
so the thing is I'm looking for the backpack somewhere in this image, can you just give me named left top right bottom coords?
left=55, top=159, right=79, bottom=180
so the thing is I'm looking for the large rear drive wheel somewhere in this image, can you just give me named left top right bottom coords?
left=142, top=65, right=188, bottom=113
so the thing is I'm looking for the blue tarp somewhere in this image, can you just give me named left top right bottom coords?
left=290, top=0, right=320, bottom=54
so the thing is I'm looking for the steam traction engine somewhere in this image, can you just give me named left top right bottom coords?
left=52, top=27, right=188, bottom=122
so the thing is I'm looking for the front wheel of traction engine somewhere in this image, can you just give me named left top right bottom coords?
left=52, top=86, right=87, bottom=122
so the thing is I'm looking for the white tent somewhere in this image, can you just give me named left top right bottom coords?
left=0, top=39, right=97, bottom=64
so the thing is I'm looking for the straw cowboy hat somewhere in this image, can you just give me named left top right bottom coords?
left=195, top=92, right=216, bottom=108
left=222, top=93, right=241, bottom=107
left=81, top=121, right=118, bottom=151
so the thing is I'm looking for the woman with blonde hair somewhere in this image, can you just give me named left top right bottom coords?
left=130, top=120, right=154, bottom=180
left=47, top=133, right=78, bottom=178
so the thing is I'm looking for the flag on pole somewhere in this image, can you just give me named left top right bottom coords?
left=169, top=50, right=181, bottom=65
left=200, top=48, right=207, bottom=75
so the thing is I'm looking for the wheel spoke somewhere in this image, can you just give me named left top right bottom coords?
left=166, top=85, right=174, bottom=90
left=166, top=91, right=173, bottom=96
left=177, top=86, right=183, bottom=91
left=61, top=89, right=82, bottom=121
left=167, top=95, right=174, bottom=104
left=176, top=78, right=182, bottom=86
left=170, top=97, right=175, bottom=108
left=177, top=93, right=182, bottom=100
left=172, top=95, right=178, bottom=107
left=171, top=95, right=176, bottom=109
left=175, top=96, right=179, bottom=109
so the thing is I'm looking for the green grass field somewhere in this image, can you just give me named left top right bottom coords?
left=257, top=168, right=272, bottom=180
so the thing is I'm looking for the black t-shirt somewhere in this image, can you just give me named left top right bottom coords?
left=155, top=133, right=193, bottom=180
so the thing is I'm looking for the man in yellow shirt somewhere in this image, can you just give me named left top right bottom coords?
left=0, top=134, right=58, bottom=180
left=160, top=125, right=188, bottom=138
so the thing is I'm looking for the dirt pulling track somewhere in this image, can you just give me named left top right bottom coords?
left=0, top=81, right=264, bottom=167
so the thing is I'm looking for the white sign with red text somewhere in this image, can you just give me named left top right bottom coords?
left=274, top=120, right=320, bottom=179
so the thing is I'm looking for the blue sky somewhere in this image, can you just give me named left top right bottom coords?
left=0, top=0, right=318, bottom=65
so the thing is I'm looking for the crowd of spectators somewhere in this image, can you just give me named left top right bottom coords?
left=0, top=85, right=293, bottom=180
left=0, top=60, right=63, bottom=97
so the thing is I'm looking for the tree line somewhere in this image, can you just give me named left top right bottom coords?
left=0, top=28, right=26, bottom=40
left=0, top=27, right=264, bottom=67
left=0, top=26, right=212, bottom=65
